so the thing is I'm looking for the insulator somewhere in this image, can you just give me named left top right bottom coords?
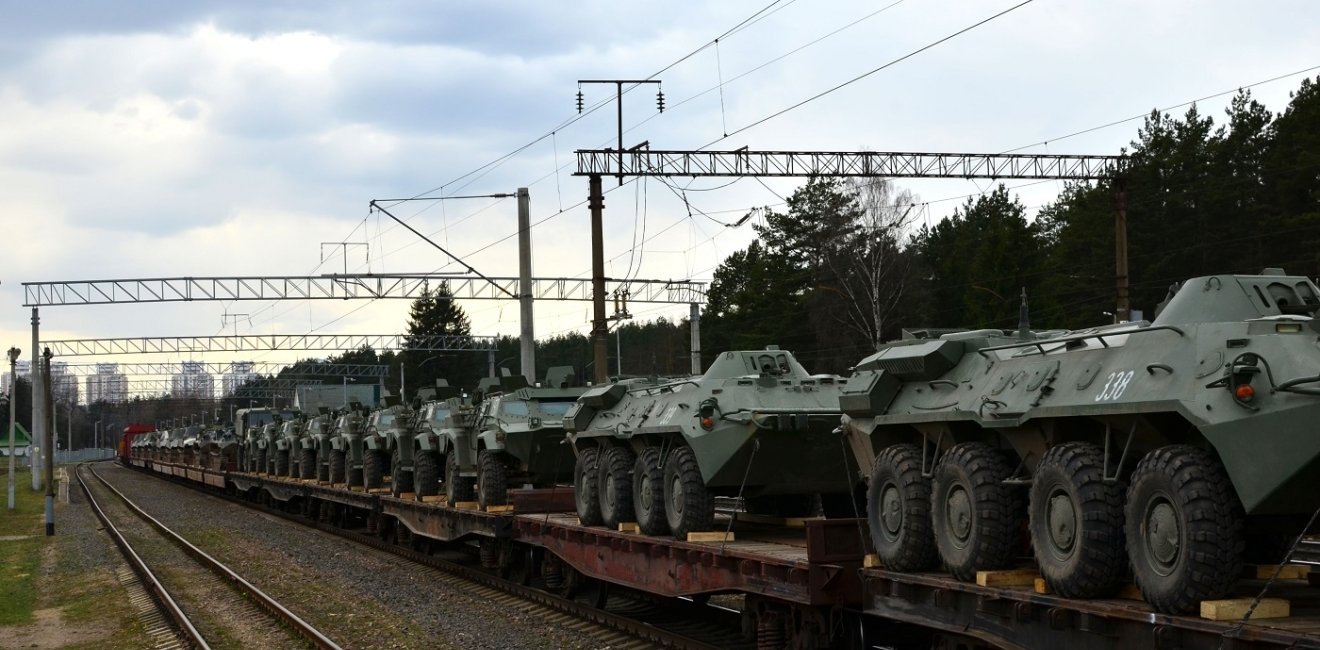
left=656, top=89, right=665, bottom=113
left=576, top=90, right=584, bottom=113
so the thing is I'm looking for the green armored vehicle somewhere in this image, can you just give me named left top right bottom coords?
left=842, top=268, right=1320, bottom=614
left=326, top=405, right=368, bottom=487
left=566, top=349, right=853, bottom=538
left=272, top=414, right=308, bottom=477
left=386, top=383, right=460, bottom=498
left=360, top=398, right=413, bottom=491
left=300, top=409, right=334, bottom=480
left=414, top=394, right=480, bottom=503
left=446, top=368, right=586, bottom=509
left=235, top=408, right=294, bottom=473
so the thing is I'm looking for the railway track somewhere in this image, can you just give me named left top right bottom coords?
left=76, top=463, right=341, bottom=650
left=132, top=463, right=750, bottom=649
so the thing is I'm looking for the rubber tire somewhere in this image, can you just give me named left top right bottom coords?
left=330, top=450, right=345, bottom=484
left=446, top=451, right=474, bottom=503
left=1124, top=445, right=1244, bottom=614
left=1028, top=442, right=1126, bottom=598
left=868, top=444, right=939, bottom=571
left=477, top=450, right=508, bottom=508
left=632, top=448, right=667, bottom=536
left=598, top=447, right=636, bottom=529
left=300, top=448, right=317, bottom=479
left=391, top=446, right=413, bottom=497
left=276, top=449, right=291, bottom=477
left=415, top=451, right=440, bottom=498
left=363, top=449, right=384, bottom=489
left=931, top=442, right=1024, bottom=581
left=574, top=447, right=603, bottom=526
left=663, top=446, right=714, bottom=539
left=255, top=448, right=267, bottom=474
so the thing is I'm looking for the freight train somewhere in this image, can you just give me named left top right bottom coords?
left=122, top=268, right=1320, bottom=649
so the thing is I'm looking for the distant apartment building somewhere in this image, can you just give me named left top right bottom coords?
left=0, top=360, right=31, bottom=395
left=50, top=361, right=79, bottom=405
left=222, top=361, right=258, bottom=397
left=171, top=361, right=215, bottom=399
left=85, top=363, right=129, bottom=404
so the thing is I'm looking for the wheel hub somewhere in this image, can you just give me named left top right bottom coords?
left=880, top=484, right=903, bottom=537
left=670, top=475, right=685, bottom=515
left=1146, top=499, right=1180, bottom=574
left=1047, top=490, right=1077, bottom=554
left=946, top=485, right=972, bottom=547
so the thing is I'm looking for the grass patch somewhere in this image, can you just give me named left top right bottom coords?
left=0, top=467, right=47, bottom=625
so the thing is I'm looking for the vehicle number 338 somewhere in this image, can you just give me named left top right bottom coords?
left=1094, top=370, right=1135, bottom=402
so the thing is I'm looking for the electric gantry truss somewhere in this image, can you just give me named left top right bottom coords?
left=41, top=334, right=497, bottom=358
left=575, top=149, right=1124, bottom=179
left=60, top=362, right=390, bottom=378
left=21, top=274, right=706, bottom=307
left=118, top=377, right=323, bottom=400
left=572, top=147, right=1127, bottom=383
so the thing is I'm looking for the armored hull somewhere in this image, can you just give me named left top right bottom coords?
left=567, top=349, right=852, bottom=538
left=843, top=269, right=1320, bottom=614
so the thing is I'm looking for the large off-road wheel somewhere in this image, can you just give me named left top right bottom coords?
left=317, top=449, right=330, bottom=481
left=275, top=449, right=290, bottom=477
left=446, top=451, right=474, bottom=503
left=868, top=444, right=938, bottom=571
left=415, top=451, right=440, bottom=498
left=255, top=448, right=267, bottom=474
left=363, top=449, right=384, bottom=489
left=299, top=448, right=317, bottom=479
left=1125, top=445, right=1244, bottom=614
left=477, top=450, right=508, bottom=508
left=632, top=448, right=666, bottom=536
left=329, top=450, right=345, bottom=484
left=1029, top=442, right=1126, bottom=598
left=931, top=442, right=1024, bottom=581
left=663, top=446, right=714, bottom=539
left=599, top=447, right=636, bottom=529
left=574, top=447, right=603, bottom=526
left=391, top=446, right=413, bottom=497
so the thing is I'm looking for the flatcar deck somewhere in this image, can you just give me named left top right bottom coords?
left=131, top=458, right=1320, bottom=649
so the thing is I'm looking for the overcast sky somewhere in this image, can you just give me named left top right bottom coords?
left=2, top=0, right=1318, bottom=390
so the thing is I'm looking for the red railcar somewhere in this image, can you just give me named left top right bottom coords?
left=117, top=424, right=155, bottom=464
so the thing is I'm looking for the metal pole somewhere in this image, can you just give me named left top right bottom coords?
left=517, top=187, right=536, bottom=381
left=30, top=308, right=41, bottom=491
left=689, top=303, right=702, bottom=375
left=66, top=402, right=72, bottom=455
left=615, top=82, right=624, bottom=186
left=42, top=348, right=54, bottom=536
left=7, top=347, right=18, bottom=510
left=616, top=326, right=622, bottom=377
left=1114, top=179, right=1130, bottom=322
left=589, top=174, right=609, bottom=385
left=400, top=357, right=406, bottom=402
left=487, top=350, right=495, bottom=378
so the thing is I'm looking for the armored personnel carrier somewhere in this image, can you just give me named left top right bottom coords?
left=300, top=409, right=334, bottom=480
left=326, top=405, right=368, bottom=487
left=387, top=383, right=459, bottom=498
left=455, top=368, right=586, bottom=509
left=565, top=350, right=853, bottom=538
left=361, top=398, right=412, bottom=491
left=235, top=407, right=294, bottom=472
left=841, top=268, right=1320, bottom=614
left=273, top=414, right=310, bottom=478
left=416, top=394, right=481, bottom=503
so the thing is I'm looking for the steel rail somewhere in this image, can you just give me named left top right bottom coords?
left=144, top=464, right=732, bottom=650
left=84, top=463, right=343, bottom=650
left=75, top=464, right=206, bottom=649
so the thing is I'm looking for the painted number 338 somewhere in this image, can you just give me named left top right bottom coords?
left=1094, top=370, right=1136, bottom=402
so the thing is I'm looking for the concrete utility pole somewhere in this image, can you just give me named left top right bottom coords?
left=689, top=303, right=702, bottom=375
left=42, top=348, right=54, bottom=536
left=7, top=347, right=19, bottom=510
left=517, top=187, right=535, bottom=381
left=30, top=309, right=41, bottom=491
